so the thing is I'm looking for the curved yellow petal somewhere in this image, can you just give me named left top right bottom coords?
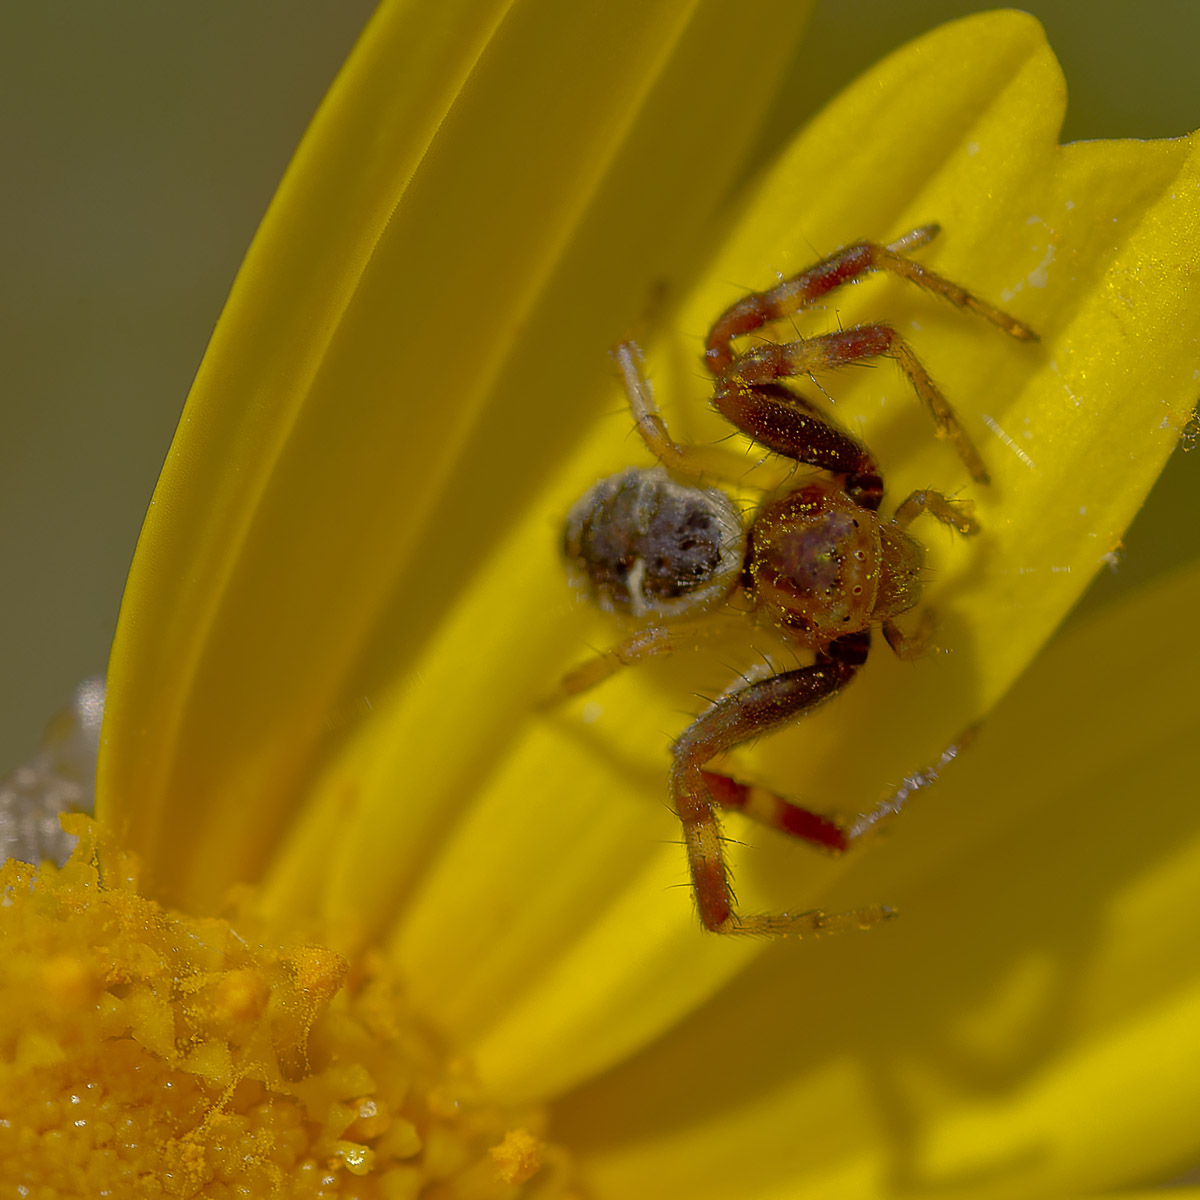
left=99, top=0, right=813, bottom=909
left=557, top=560, right=1200, bottom=1199
left=99, top=0, right=511, bottom=893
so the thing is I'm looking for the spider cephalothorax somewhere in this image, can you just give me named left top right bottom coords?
left=561, top=225, right=1037, bottom=936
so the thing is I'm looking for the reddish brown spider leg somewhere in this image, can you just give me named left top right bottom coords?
left=711, top=379, right=884, bottom=509
left=704, top=722, right=979, bottom=850
left=732, top=324, right=992, bottom=484
left=671, top=632, right=895, bottom=936
left=703, top=225, right=1038, bottom=375
left=701, top=770, right=849, bottom=852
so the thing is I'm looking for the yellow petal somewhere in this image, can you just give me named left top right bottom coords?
left=99, top=0, right=814, bottom=909
left=557, top=559, right=1200, bottom=1199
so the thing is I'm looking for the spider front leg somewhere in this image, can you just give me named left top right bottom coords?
left=672, top=632, right=893, bottom=936
left=711, top=376, right=884, bottom=509
left=705, top=225, right=1038, bottom=484
left=704, top=223, right=1038, bottom=375
left=731, top=323, right=992, bottom=484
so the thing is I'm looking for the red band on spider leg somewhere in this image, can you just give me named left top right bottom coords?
left=701, top=769, right=751, bottom=811
left=703, top=770, right=849, bottom=853
left=675, top=765, right=736, bottom=931
left=691, top=848, right=733, bottom=931
left=703, top=243, right=877, bottom=375
left=775, top=804, right=848, bottom=853
left=799, top=243, right=876, bottom=294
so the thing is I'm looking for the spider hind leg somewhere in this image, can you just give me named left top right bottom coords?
left=671, top=633, right=883, bottom=936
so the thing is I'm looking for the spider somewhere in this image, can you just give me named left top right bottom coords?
left=561, top=224, right=1037, bottom=936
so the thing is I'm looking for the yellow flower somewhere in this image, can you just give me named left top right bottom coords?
left=5, top=5, right=1200, bottom=1197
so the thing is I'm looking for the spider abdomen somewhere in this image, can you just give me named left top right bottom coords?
left=563, top=466, right=745, bottom=620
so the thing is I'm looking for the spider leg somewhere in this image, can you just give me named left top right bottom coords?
left=701, top=769, right=849, bottom=852
left=672, top=632, right=895, bottom=936
left=711, top=379, right=883, bottom=510
left=552, top=623, right=677, bottom=702
left=704, top=722, right=978, bottom=848
left=704, top=224, right=1037, bottom=375
left=731, top=323, right=991, bottom=484
left=546, top=611, right=748, bottom=704
left=882, top=487, right=979, bottom=659
left=613, top=341, right=752, bottom=483
left=614, top=340, right=690, bottom=472
left=882, top=608, right=938, bottom=661
left=891, top=487, right=978, bottom=535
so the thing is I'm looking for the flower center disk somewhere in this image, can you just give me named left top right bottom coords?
left=0, top=817, right=575, bottom=1198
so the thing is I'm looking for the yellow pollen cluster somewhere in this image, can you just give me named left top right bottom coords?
left=0, top=816, right=578, bottom=1198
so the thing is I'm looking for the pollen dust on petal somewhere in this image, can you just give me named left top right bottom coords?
left=0, top=815, right=584, bottom=1199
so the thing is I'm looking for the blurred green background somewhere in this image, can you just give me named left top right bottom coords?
left=2, top=1, right=1196, bottom=770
